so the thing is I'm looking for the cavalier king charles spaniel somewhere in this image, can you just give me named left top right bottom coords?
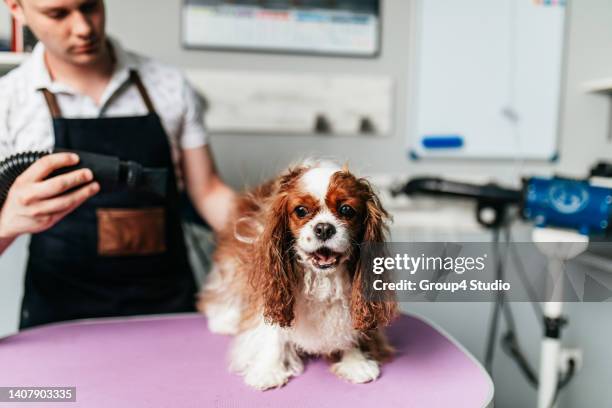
left=197, top=160, right=397, bottom=390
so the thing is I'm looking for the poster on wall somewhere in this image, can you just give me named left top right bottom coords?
left=181, top=0, right=381, bottom=57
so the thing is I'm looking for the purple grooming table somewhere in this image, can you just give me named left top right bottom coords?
left=0, top=313, right=493, bottom=408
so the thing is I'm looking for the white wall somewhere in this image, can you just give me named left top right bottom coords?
left=2, top=0, right=612, bottom=406
left=0, top=5, right=10, bottom=41
left=103, top=0, right=612, bottom=187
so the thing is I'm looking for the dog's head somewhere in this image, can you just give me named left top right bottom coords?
left=254, top=160, right=397, bottom=331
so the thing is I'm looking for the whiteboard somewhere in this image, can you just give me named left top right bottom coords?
left=410, top=0, right=567, bottom=160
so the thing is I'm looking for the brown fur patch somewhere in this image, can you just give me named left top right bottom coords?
left=358, top=329, right=395, bottom=363
left=327, top=172, right=398, bottom=332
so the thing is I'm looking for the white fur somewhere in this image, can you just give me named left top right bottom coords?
left=203, top=264, right=242, bottom=335
left=228, top=263, right=361, bottom=390
left=206, top=301, right=241, bottom=335
left=331, top=348, right=380, bottom=384
left=301, top=165, right=340, bottom=203
left=291, top=265, right=358, bottom=354
left=296, top=210, right=351, bottom=258
left=230, top=318, right=304, bottom=390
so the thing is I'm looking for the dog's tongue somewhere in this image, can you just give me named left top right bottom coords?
left=314, top=248, right=338, bottom=265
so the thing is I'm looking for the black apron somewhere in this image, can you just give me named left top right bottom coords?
left=20, top=70, right=197, bottom=329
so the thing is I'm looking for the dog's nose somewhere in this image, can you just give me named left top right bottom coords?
left=314, top=223, right=336, bottom=240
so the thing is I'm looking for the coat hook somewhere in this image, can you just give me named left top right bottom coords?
left=359, top=116, right=376, bottom=134
left=314, top=114, right=332, bottom=134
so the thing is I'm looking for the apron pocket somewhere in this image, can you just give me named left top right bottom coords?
left=97, top=208, right=166, bottom=256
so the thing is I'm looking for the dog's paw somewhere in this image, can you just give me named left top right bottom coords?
left=284, top=348, right=305, bottom=377
left=331, top=350, right=380, bottom=384
left=244, top=366, right=293, bottom=391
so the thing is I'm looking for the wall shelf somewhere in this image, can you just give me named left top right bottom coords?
left=583, top=78, right=612, bottom=94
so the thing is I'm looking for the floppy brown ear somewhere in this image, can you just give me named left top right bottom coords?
left=251, top=169, right=303, bottom=328
left=351, top=179, right=398, bottom=332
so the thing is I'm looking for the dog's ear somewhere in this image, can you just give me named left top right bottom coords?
left=351, top=179, right=398, bottom=332
left=252, top=168, right=303, bottom=328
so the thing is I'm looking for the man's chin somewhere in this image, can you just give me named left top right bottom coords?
left=68, top=52, right=105, bottom=66
left=64, top=42, right=108, bottom=66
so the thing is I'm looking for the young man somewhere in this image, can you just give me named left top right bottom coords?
left=0, top=0, right=235, bottom=329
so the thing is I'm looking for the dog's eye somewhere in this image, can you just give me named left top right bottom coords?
left=294, top=206, right=309, bottom=218
left=339, top=204, right=356, bottom=218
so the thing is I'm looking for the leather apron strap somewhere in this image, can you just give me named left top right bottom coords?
left=40, top=89, right=62, bottom=119
left=40, top=70, right=156, bottom=118
left=128, top=70, right=156, bottom=114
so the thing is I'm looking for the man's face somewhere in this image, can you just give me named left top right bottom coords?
left=8, top=0, right=106, bottom=66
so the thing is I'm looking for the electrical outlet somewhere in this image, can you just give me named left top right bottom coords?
left=559, top=348, right=583, bottom=375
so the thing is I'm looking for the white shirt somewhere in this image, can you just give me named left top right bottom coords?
left=0, top=39, right=208, bottom=166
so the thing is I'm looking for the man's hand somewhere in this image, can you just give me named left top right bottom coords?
left=0, top=153, right=100, bottom=241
